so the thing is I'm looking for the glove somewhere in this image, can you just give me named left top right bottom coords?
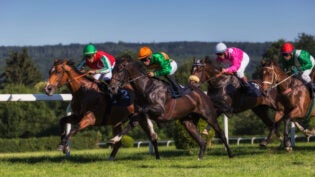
left=291, top=67, right=298, bottom=75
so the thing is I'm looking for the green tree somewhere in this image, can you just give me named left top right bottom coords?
left=294, top=33, right=315, bottom=56
left=0, top=84, right=59, bottom=138
left=0, top=48, right=42, bottom=88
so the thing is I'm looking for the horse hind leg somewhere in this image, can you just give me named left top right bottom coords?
left=180, top=119, right=206, bottom=160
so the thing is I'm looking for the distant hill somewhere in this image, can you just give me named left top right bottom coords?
left=0, top=41, right=272, bottom=79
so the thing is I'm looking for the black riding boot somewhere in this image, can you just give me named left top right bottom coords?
left=165, top=75, right=182, bottom=97
left=306, top=82, right=314, bottom=98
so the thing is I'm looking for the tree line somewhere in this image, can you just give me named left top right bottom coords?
left=0, top=33, right=314, bottom=142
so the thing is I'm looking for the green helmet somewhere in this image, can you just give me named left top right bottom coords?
left=83, top=44, right=97, bottom=55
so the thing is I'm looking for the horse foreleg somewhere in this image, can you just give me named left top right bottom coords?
left=58, top=115, right=77, bottom=151
left=180, top=119, right=207, bottom=160
left=283, top=117, right=292, bottom=151
left=109, top=113, right=141, bottom=144
left=138, top=116, right=160, bottom=159
left=260, top=110, right=284, bottom=147
left=109, top=123, right=123, bottom=161
left=205, top=116, right=233, bottom=158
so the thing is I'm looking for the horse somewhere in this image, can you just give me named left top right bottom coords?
left=108, top=55, right=233, bottom=160
left=44, top=59, right=160, bottom=160
left=260, top=59, right=315, bottom=150
left=188, top=57, right=281, bottom=147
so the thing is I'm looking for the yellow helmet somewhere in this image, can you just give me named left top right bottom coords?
left=188, top=75, right=200, bottom=83
left=138, top=46, right=152, bottom=59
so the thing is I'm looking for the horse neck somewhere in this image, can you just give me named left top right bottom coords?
left=65, top=69, right=98, bottom=94
left=274, top=67, right=293, bottom=91
left=208, top=74, right=237, bottom=90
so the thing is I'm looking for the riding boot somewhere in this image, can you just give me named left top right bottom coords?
left=240, top=77, right=250, bottom=88
left=306, top=82, right=314, bottom=98
left=165, top=75, right=182, bottom=97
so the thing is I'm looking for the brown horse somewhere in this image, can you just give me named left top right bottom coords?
left=108, top=55, right=233, bottom=159
left=189, top=57, right=281, bottom=147
left=44, top=59, right=160, bottom=160
left=260, top=60, right=315, bottom=150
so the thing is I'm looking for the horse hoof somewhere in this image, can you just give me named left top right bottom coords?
left=285, top=147, right=293, bottom=152
left=63, top=145, right=70, bottom=154
left=57, top=144, right=64, bottom=151
left=259, top=141, right=268, bottom=148
left=201, top=129, right=209, bottom=135
left=109, top=136, right=121, bottom=144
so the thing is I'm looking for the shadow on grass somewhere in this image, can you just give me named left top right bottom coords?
left=2, top=143, right=314, bottom=164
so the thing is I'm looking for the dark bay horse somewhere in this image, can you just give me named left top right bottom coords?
left=189, top=57, right=281, bottom=147
left=108, top=55, right=233, bottom=159
left=261, top=60, right=315, bottom=150
left=44, top=59, right=160, bottom=160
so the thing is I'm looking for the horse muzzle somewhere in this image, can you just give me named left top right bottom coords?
left=45, top=83, right=56, bottom=96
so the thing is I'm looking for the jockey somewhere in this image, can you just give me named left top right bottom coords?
left=279, top=42, right=315, bottom=98
left=215, top=42, right=250, bottom=89
left=77, top=44, right=115, bottom=82
left=138, top=46, right=182, bottom=97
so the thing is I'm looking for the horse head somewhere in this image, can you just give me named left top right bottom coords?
left=45, top=59, right=84, bottom=95
left=109, top=55, right=147, bottom=95
left=188, top=56, right=221, bottom=87
left=260, top=59, right=289, bottom=93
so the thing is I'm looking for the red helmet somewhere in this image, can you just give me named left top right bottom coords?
left=281, top=42, right=294, bottom=53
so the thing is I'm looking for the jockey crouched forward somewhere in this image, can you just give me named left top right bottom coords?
left=77, top=44, right=134, bottom=107
left=137, top=46, right=183, bottom=98
left=279, top=42, right=315, bottom=98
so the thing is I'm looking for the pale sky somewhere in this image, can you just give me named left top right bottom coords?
left=0, top=0, right=314, bottom=46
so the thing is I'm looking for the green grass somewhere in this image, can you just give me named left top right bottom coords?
left=0, top=143, right=315, bottom=177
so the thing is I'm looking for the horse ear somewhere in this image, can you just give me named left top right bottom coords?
left=261, top=58, right=266, bottom=66
left=204, top=56, right=212, bottom=64
left=193, top=57, right=197, bottom=63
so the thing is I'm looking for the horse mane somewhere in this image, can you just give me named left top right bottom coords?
left=54, top=59, right=96, bottom=83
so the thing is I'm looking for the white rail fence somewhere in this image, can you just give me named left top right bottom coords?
left=0, top=94, right=303, bottom=147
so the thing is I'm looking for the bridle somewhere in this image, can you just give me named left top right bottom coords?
left=49, top=63, right=89, bottom=88
left=262, top=65, right=295, bottom=91
left=192, top=62, right=222, bottom=83
left=111, top=62, right=146, bottom=88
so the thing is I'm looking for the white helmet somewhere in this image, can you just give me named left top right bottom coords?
left=215, top=42, right=227, bottom=53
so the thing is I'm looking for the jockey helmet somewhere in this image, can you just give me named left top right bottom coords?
left=215, top=42, right=227, bottom=53
left=281, top=42, right=294, bottom=54
left=188, top=75, right=200, bottom=83
left=138, top=46, right=152, bottom=59
left=83, top=44, right=97, bottom=55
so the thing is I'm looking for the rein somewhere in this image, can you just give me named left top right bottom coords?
left=262, top=65, right=296, bottom=91
left=192, top=63, right=220, bottom=83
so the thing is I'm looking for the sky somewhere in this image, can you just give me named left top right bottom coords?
left=0, top=0, right=314, bottom=46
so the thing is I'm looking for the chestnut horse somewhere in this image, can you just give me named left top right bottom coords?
left=108, top=55, right=233, bottom=160
left=261, top=60, right=315, bottom=150
left=189, top=57, right=281, bottom=147
left=44, top=59, right=160, bottom=160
